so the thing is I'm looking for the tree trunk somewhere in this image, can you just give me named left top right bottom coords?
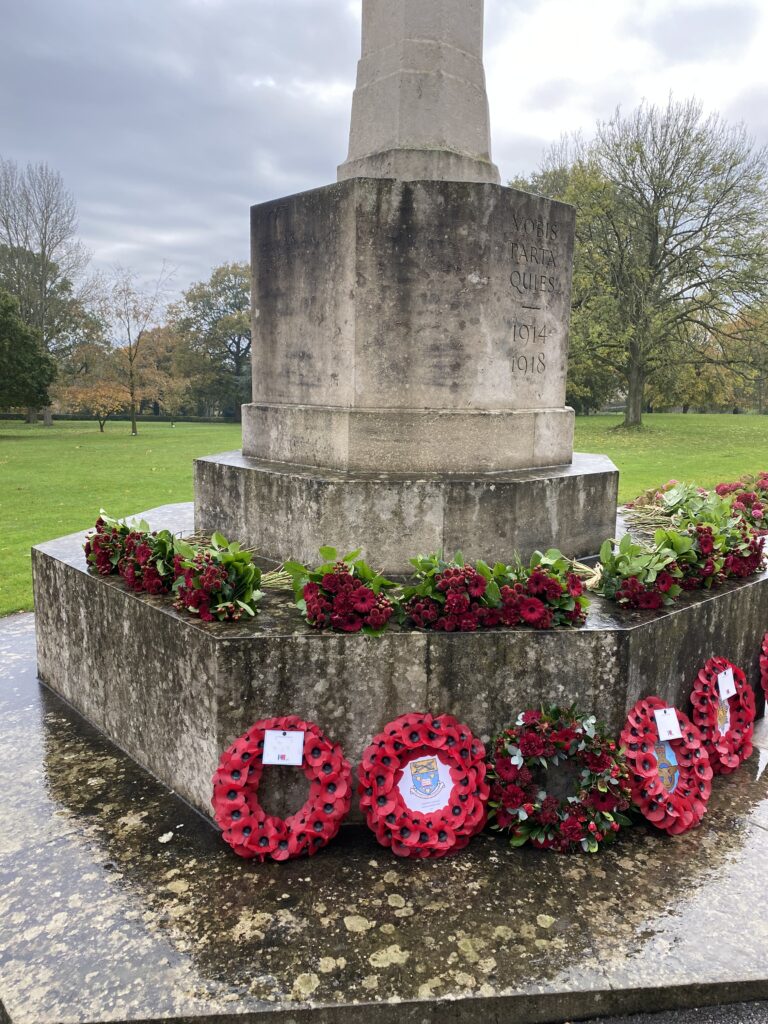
left=98, top=419, right=105, bottom=432
left=624, top=358, right=645, bottom=427
left=128, top=360, right=138, bottom=436
left=43, top=406, right=53, bottom=426
left=26, top=407, right=38, bottom=424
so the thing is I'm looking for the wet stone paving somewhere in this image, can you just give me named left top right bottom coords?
left=2, top=613, right=768, bottom=1024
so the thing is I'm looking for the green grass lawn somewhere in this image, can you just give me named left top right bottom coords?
left=574, top=413, right=768, bottom=503
left=2, top=414, right=767, bottom=616
left=0, top=420, right=241, bottom=616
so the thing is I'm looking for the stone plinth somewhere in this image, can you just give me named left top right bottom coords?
left=246, top=178, right=576, bottom=474
left=194, top=452, right=619, bottom=574
left=338, top=0, right=500, bottom=184
left=32, top=505, right=768, bottom=825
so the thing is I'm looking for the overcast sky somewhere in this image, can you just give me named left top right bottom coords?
left=2, top=0, right=768, bottom=293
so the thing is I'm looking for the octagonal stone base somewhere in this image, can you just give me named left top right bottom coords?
left=32, top=504, right=767, bottom=825
left=194, top=451, right=619, bottom=574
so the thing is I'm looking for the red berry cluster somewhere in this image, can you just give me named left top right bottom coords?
left=303, top=564, right=393, bottom=633
left=173, top=552, right=243, bottom=622
left=118, top=531, right=171, bottom=595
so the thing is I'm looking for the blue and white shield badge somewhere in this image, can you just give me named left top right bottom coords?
left=398, top=755, right=453, bottom=812
left=409, top=757, right=443, bottom=798
left=654, top=741, right=679, bottom=793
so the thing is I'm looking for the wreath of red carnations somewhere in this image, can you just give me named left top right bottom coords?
left=620, top=697, right=712, bottom=835
left=488, top=708, right=633, bottom=853
left=358, top=713, right=489, bottom=859
left=760, top=633, right=768, bottom=701
left=690, top=657, right=755, bottom=774
left=211, top=716, right=352, bottom=861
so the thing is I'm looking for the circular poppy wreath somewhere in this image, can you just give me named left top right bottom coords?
left=211, top=716, right=352, bottom=861
left=358, top=712, right=489, bottom=859
left=690, top=656, right=755, bottom=775
left=620, top=697, right=712, bottom=836
left=488, top=708, right=633, bottom=853
left=760, top=633, right=768, bottom=701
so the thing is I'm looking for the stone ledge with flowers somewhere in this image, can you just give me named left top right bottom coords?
left=32, top=499, right=768, bottom=823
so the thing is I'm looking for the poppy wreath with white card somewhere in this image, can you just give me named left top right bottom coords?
left=211, top=716, right=352, bottom=861
left=358, top=713, right=489, bottom=859
left=690, top=657, right=755, bottom=775
left=760, top=633, right=768, bottom=701
left=620, top=697, right=712, bottom=836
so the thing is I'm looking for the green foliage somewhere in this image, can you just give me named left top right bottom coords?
left=517, top=99, right=768, bottom=426
left=0, top=289, right=56, bottom=408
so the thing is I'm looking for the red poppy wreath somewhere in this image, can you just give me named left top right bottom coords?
left=620, top=697, right=712, bottom=836
left=211, top=716, right=352, bottom=861
left=690, top=657, right=755, bottom=774
left=761, top=633, right=768, bottom=701
left=358, top=713, right=489, bottom=859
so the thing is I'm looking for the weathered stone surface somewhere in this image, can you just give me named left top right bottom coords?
left=32, top=504, right=768, bottom=827
left=4, top=612, right=768, bottom=1024
left=194, top=451, right=619, bottom=573
left=338, top=0, right=500, bottom=184
left=246, top=178, right=576, bottom=474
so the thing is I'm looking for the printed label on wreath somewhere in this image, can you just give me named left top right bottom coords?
left=653, top=707, right=682, bottom=742
left=717, top=666, right=737, bottom=702
left=654, top=741, right=680, bottom=793
left=397, top=755, right=454, bottom=814
left=262, top=730, right=305, bottom=766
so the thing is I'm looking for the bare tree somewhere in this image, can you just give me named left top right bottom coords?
left=0, top=157, right=91, bottom=421
left=108, top=264, right=173, bottom=435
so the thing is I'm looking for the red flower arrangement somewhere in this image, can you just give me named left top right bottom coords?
left=286, top=547, right=396, bottom=635
left=488, top=707, right=632, bottom=853
left=358, top=713, right=489, bottom=859
left=172, top=533, right=262, bottom=622
left=597, top=535, right=683, bottom=610
left=761, top=633, right=768, bottom=701
left=403, top=551, right=589, bottom=632
left=211, top=716, right=352, bottom=861
left=690, top=657, right=755, bottom=774
left=84, top=513, right=131, bottom=576
left=118, top=528, right=176, bottom=595
left=620, top=697, right=712, bottom=836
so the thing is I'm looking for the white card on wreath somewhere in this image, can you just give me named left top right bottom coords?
left=717, top=666, right=737, bottom=702
left=654, top=707, right=682, bottom=742
left=262, top=729, right=305, bottom=766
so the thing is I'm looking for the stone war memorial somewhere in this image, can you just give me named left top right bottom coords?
left=10, top=0, right=768, bottom=1021
left=33, top=0, right=768, bottom=822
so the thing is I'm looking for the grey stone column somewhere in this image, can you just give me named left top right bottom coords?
left=338, top=0, right=500, bottom=184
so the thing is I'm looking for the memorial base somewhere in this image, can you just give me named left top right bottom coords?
left=32, top=504, right=768, bottom=824
left=194, top=451, right=619, bottom=574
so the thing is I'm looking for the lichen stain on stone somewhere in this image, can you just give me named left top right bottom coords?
left=368, top=944, right=411, bottom=968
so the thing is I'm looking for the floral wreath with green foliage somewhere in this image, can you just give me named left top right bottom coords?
left=488, top=706, right=632, bottom=853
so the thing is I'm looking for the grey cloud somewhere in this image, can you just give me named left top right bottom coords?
left=627, top=2, right=760, bottom=62
left=1, top=0, right=359, bottom=286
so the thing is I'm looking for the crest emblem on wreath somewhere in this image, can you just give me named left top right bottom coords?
left=654, top=741, right=679, bottom=793
left=409, top=757, right=444, bottom=799
left=716, top=698, right=731, bottom=736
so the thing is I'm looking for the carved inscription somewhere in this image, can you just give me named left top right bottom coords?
left=507, top=213, right=568, bottom=381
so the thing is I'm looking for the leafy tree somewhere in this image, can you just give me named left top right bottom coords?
left=169, top=262, right=251, bottom=419
left=107, top=265, right=171, bottom=435
left=516, top=99, right=768, bottom=426
left=0, top=290, right=56, bottom=408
